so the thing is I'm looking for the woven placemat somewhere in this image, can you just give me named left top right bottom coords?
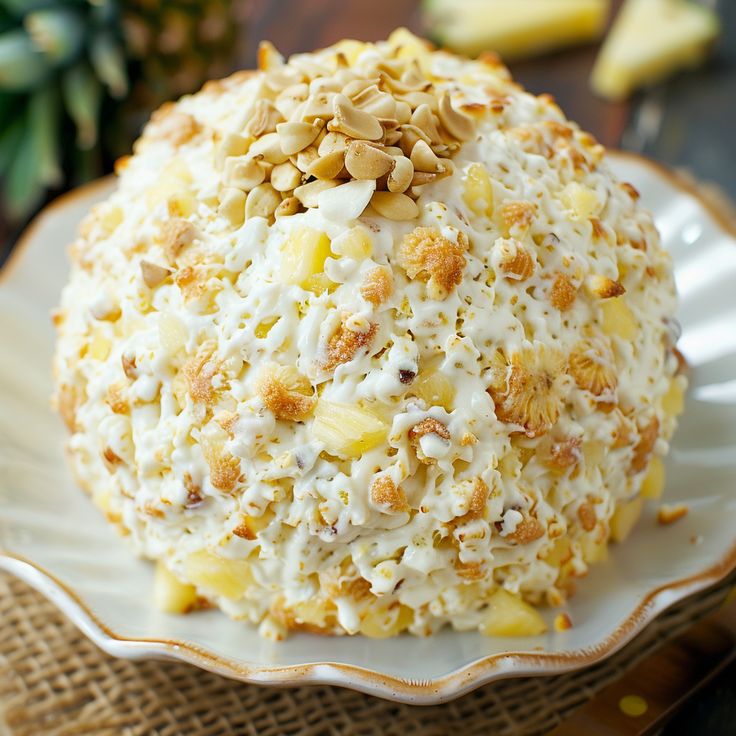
left=1, top=571, right=735, bottom=736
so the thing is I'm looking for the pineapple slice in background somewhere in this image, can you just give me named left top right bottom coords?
left=591, top=0, right=720, bottom=100
left=610, top=497, right=644, bottom=542
left=481, top=589, right=548, bottom=636
left=154, top=561, right=198, bottom=614
left=422, top=0, right=610, bottom=60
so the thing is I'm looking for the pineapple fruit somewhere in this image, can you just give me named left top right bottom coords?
left=610, top=497, right=644, bottom=543
left=481, top=589, right=548, bottom=636
left=154, top=561, right=198, bottom=614
left=423, top=0, right=610, bottom=60
left=592, top=0, right=720, bottom=100
left=184, top=549, right=253, bottom=600
left=280, top=227, right=336, bottom=293
left=312, top=400, right=388, bottom=458
left=600, top=297, right=638, bottom=341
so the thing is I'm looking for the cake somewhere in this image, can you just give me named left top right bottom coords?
left=52, top=29, right=685, bottom=639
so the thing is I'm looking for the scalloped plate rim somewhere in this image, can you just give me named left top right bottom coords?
left=1, top=150, right=735, bottom=705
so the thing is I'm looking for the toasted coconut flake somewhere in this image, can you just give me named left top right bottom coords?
left=631, top=416, right=659, bottom=474
left=397, top=226, right=466, bottom=299
left=495, top=238, right=534, bottom=281
left=577, top=500, right=597, bottom=532
left=488, top=344, right=565, bottom=437
left=370, top=476, right=410, bottom=512
left=543, top=436, right=582, bottom=472
left=408, top=417, right=451, bottom=464
left=506, top=516, right=545, bottom=544
left=256, top=364, right=316, bottom=421
left=588, top=274, right=626, bottom=299
left=568, top=339, right=617, bottom=397
left=105, top=383, right=129, bottom=415
left=499, top=200, right=537, bottom=232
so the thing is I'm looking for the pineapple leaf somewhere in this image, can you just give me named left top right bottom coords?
left=0, top=28, right=48, bottom=91
left=25, top=7, right=86, bottom=65
left=5, top=105, right=45, bottom=220
left=0, top=107, right=24, bottom=174
left=89, top=30, right=127, bottom=98
left=29, top=84, right=61, bottom=186
left=62, top=61, right=101, bottom=149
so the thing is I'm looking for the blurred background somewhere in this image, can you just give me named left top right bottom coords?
left=0, top=0, right=733, bottom=261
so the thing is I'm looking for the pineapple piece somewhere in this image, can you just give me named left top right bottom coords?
left=580, top=534, right=609, bottom=563
left=542, top=537, right=573, bottom=568
left=601, top=297, right=637, bottom=340
left=360, top=604, right=414, bottom=638
left=409, top=369, right=456, bottom=411
left=423, top=0, right=610, bottom=60
left=154, top=561, right=198, bottom=614
left=592, top=0, right=720, bottom=100
left=292, top=598, right=335, bottom=629
left=185, top=550, right=253, bottom=600
left=312, top=400, right=388, bottom=458
left=481, top=589, right=548, bottom=636
left=463, top=162, right=494, bottom=217
left=158, top=312, right=188, bottom=355
left=281, top=227, right=336, bottom=292
left=662, top=376, right=686, bottom=418
left=331, top=225, right=373, bottom=260
left=88, top=334, right=112, bottom=361
left=610, top=497, right=644, bottom=543
left=146, top=158, right=193, bottom=207
left=561, top=182, right=601, bottom=220
left=640, top=456, right=665, bottom=500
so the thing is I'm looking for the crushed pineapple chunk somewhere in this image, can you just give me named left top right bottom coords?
left=359, top=604, right=413, bottom=638
left=601, top=297, right=637, bottom=340
left=88, top=334, right=112, bottom=361
left=561, top=182, right=601, bottom=220
left=281, top=227, right=335, bottom=291
left=481, top=589, right=548, bottom=636
left=154, top=561, right=198, bottom=614
left=146, top=158, right=193, bottom=207
left=463, top=162, right=494, bottom=217
left=312, top=400, right=388, bottom=458
left=185, top=549, right=253, bottom=600
left=640, top=456, right=665, bottom=500
left=662, top=376, right=686, bottom=417
left=580, top=534, right=609, bottom=563
left=610, top=497, right=643, bottom=542
left=158, top=312, right=188, bottom=355
left=409, top=369, right=456, bottom=411
left=292, top=598, right=335, bottom=629
left=542, top=537, right=573, bottom=568
left=331, top=225, right=373, bottom=260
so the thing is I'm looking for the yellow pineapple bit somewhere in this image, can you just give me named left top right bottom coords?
left=542, top=537, right=573, bottom=568
left=159, top=312, right=188, bottom=356
left=281, top=227, right=335, bottom=291
left=290, top=598, right=336, bottom=631
left=408, top=367, right=456, bottom=411
left=561, top=182, right=601, bottom=220
left=254, top=316, right=279, bottom=339
left=332, top=225, right=373, bottom=259
left=481, top=589, right=547, bottom=636
left=98, top=206, right=123, bottom=234
left=463, top=162, right=494, bottom=217
left=256, top=364, right=316, bottom=421
left=610, top=497, right=643, bottom=542
left=88, top=334, right=112, bottom=361
left=312, top=400, right=388, bottom=458
left=662, top=376, right=686, bottom=417
left=601, top=297, right=637, bottom=340
left=154, top=561, right=198, bottom=614
left=568, top=338, right=617, bottom=396
left=640, top=455, right=665, bottom=499
left=554, top=613, right=573, bottom=632
left=397, top=226, right=467, bottom=300
left=487, top=344, right=565, bottom=437
left=359, top=604, right=414, bottom=639
left=232, top=508, right=275, bottom=540
left=185, top=549, right=253, bottom=600
left=580, top=532, right=609, bottom=564
left=146, top=158, right=193, bottom=207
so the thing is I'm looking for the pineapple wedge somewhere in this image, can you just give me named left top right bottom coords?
left=185, top=549, right=253, bottom=600
left=312, top=400, right=388, bottom=458
left=592, top=0, right=720, bottom=100
left=481, top=589, right=548, bottom=636
left=423, top=0, right=610, bottom=60
left=640, top=456, right=666, bottom=500
left=610, top=497, right=644, bottom=542
left=154, top=561, right=198, bottom=614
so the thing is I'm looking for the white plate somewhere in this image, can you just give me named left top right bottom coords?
left=1, top=152, right=735, bottom=704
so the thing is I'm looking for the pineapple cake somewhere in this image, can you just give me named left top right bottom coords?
left=53, top=29, right=685, bottom=639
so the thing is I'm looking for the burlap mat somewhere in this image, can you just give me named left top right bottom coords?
left=1, top=571, right=735, bottom=736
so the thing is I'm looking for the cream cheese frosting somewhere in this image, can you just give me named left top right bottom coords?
left=53, top=29, right=685, bottom=639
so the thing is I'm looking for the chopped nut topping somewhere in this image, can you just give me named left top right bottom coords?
left=588, top=274, right=626, bottom=299
left=397, top=226, right=467, bottom=299
left=657, top=503, right=688, bottom=526
left=577, top=500, right=597, bottom=532
left=455, top=561, right=484, bottom=580
left=246, top=100, right=283, bottom=137
left=256, top=364, right=316, bottom=421
left=543, top=436, right=582, bottom=472
left=554, top=613, right=573, bottom=631
left=160, top=218, right=197, bottom=262
left=345, top=140, right=395, bottom=179
left=105, top=383, right=129, bottom=415
left=121, top=353, right=138, bottom=381
left=370, top=476, right=410, bottom=512
left=549, top=273, right=577, bottom=311
left=102, top=446, right=123, bottom=471
left=506, top=516, right=545, bottom=544
left=360, top=266, right=394, bottom=306
left=496, top=238, right=534, bottom=281
left=630, top=416, right=659, bottom=474
left=370, top=191, right=419, bottom=220
left=488, top=344, right=565, bottom=438
left=140, top=260, right=171, bottom=288
left=58, top=384, right=78, bottom=432
left=322, top=317, right=378, bottom=371
left=568, top=339, right=617, bottom=397
left=184, top=473, right=204, bottom=507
